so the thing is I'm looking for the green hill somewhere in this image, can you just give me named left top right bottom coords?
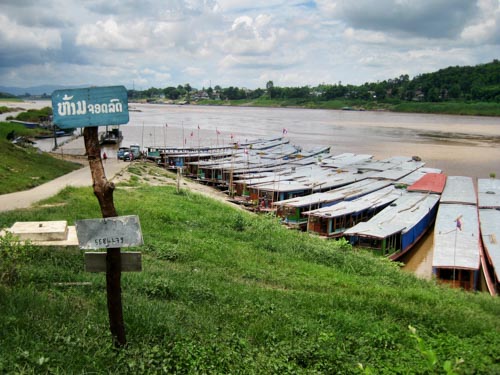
left=0, top=121, right=81, bottom=194
left=0, top=166, right=498, bottom=374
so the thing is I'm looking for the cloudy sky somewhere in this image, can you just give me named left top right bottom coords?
left=0, top=0, right=498, bottom=90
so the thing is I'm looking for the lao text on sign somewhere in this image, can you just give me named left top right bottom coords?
left=51, top=85, right=129, bottom=129
left=75, top=215, right=143, bottom=250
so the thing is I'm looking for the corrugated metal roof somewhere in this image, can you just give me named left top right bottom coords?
left=440, top=176, right=477, bottom=205
left=396, top=167, right=442, bottom=186
left=306, top=186, right=404, bottom=218
left=274, top=179, right=391, bottom=208
left=407, top=173, right=447, bottom=194
left=432, top=203, right=480, bottom=270
left=253, top=169, right=373, bottom=193
left=479, top=209, right=500, bottom=281
left=319, top=153, right=373, bottom=168
left=478, top=178, right=500, bottom=208
left=344, top=192, right=440, bottom=239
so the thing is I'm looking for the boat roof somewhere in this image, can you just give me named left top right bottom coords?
left=236, top=165, right=333, bottom=186
left=370, top=162, right=425, bottom=180
left=319, top=153, right=373, bottom=169
left=479, top=209, right=500, bottom=281
left=252, top=170, right=374, bottom=194
left=478, top=178, right=500, bottom=208
left=305, top=185, right=404, bottom=218
left=344, top=192, right=440, bottom=239
left=440, top=176, right=477, bottom=205
left=432, top=203, right=480, bottom=270
left=274, top=179, right=391, bottom=208
left=407, top=173, right=447, bottom=194
left=396, top=167, right=442, bottom=186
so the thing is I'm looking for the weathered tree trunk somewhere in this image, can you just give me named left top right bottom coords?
left=83, top=127, right=126, bottom=348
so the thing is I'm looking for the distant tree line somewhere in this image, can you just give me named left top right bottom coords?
left=128, top=59, right=499, bottom=103
left=0, top=92, right=17, bottom=99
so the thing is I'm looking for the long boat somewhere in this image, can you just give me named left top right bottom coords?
left=432, top=176, right=481, bottom=291
left=274, top=178, right=389, bottom=229
left=344, top=192, right=441, bottom=259
left=477, top=178, right=500, bottom=295
left=305, top=185, right=404, bottom=237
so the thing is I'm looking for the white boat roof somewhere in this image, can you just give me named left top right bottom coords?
left=319, top=153, right=373, bottom=168
left=479, top=209, right=500, bottom=281
left=251, top=169, right=373, bottom=193
left=432, top=203, right=480, bottom=270
left=344, top=192, right=440, bottom=239
left=440, top=176, right=477, bottom=205
left=305, top=186, right=404, bottom=218
left=274, top=179, right=391, bottom=208
left=351, top=156, right=414, bottom=172
left=397, top=167, right=442, bottom=186
left=371, top=161, right=425, bottom=181
left=236, top=164, right=327, bottom=185
left=478, top=178, right=500, bottom=208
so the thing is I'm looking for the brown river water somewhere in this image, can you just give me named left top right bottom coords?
left=6, top=101, right=500, bottom=278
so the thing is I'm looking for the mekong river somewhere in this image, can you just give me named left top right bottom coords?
left=21, top=102, right=500, bottom=278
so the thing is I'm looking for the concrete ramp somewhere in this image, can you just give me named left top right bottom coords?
left=1, top=220, right=78, bottom=246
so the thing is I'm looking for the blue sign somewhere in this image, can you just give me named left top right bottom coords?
left=52, top=86, right=129, bottom=129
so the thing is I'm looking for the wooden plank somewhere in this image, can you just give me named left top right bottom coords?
left=85, top=252, right=142, bottom=272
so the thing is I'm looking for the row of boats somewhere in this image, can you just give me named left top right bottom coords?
left=144, top=137, right=499, bottom=296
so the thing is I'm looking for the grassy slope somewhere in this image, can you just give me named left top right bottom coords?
left=0, top=173, right=499, bottom=373
left=0, top=122, right=81, bottom=194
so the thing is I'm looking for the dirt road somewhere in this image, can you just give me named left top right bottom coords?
left=0, top=158, right=128, bottom=212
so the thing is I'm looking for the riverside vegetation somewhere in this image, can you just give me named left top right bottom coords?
left=0, top=164, right=499, bottom=374
left=129, top=60, right=500, bottom=117
left=0, top=121, right=81, bottom=194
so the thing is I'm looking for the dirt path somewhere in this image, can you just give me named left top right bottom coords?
left=0, top=159, right=243, bottom=213
left=0, top=158, right=128, bottom=212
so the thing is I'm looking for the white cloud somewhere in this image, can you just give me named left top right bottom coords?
left=461, top=0, right=500, bottom=44
left=0, top=14, right=61, bottom=49
left=221, top=14, right=281, bottom=55
left=343, top=27, right=387, bottom=44
left=0, top=0, right=497, bottom=89
left=76, top=18, right=144, bottom=50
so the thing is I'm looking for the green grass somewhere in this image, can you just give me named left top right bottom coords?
left=0, top=122, right=81, bottom=194
left=13, top=106, right=53, bottom=122
left=1, top=181, right=499, bottom=374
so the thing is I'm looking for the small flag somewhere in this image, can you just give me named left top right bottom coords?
left=455, top=216, right=462, bottom=231
left=190, top=131, right=194, bottom=137
left=197, top=124, right=200, bottom=130
left=165, top=123, right=168, bottom=127
left=244, top=148, right=248, bottom=154
left=230, top=134, right=234, bottom=139
left=282, top=128, right=288, bottom=135
left=216, top=128, right=221, bottom=135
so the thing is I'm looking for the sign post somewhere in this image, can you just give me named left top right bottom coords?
left=52, top=86, right=130, bottom=347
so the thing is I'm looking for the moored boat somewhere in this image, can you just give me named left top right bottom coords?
left=432, top=176, right=481, bottom=291
left=344, top=191, right=440, bottom=259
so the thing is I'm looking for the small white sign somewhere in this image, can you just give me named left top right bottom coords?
left=75, top=215, right=143, bottom=250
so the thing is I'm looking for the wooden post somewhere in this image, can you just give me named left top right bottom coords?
left=83, top=126, right=126, bottom=348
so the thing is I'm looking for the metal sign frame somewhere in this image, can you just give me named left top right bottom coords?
left=75, top=215, right=143, bottom=250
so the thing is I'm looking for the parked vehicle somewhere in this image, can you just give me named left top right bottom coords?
left=117, top=147, right=129, bottom=160
left=129, top=144, right=141, bottom=159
